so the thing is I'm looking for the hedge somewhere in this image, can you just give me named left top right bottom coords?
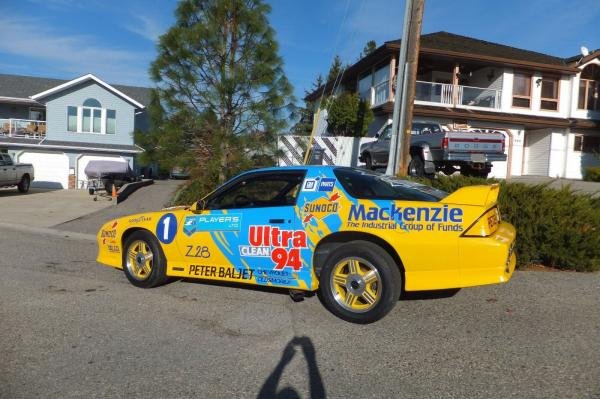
left=416, top=175, right=600, bottom=272
left=583, top=166, right=600, bottom=182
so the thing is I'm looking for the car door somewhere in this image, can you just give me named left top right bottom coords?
left=372, top=125, right=392, bottom=164
left=175, top=169, right=307, bottom=288
left=0, top=154, right=16, bottom=184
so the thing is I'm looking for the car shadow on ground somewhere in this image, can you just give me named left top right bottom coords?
left=400, top=288, right=460, bottom=301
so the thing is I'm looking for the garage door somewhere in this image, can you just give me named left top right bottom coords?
left=77, top=155, right=127, bottom=188
left=19, top=151, right=69, bottom=189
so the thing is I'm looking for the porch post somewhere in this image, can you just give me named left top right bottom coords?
left=452, top=63, right=460, bottom=107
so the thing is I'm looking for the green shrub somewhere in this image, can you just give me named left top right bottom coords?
left=583, top=166, right=600, bottom=182
left=416, top=175, right=600, bottom=271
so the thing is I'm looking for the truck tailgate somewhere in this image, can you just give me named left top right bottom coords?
left=446, top=132, right=504, bottom=155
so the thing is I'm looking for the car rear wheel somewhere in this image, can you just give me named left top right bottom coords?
left=408, top=155, right=425, bottom=177
left=318, top=241, right=402, bottom=324
left=17, top=175, right=30, bottom=193
left=122, top=231, right=168, bottom=288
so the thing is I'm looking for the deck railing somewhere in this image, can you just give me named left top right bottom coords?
left=415, top=81, right=502, bottom=110
left=0, top=118, right=47, bottom=139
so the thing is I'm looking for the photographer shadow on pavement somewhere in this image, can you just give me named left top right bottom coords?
left=257, top=336, right=326, bottom=399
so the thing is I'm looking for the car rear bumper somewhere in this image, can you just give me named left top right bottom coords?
left=458, top=222, right=516, bottom=288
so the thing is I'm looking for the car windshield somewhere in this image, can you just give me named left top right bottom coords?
left=334, top=167, right=447, bottom=201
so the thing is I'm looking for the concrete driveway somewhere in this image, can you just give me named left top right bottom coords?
left=0, top=188, right=114, bottom=228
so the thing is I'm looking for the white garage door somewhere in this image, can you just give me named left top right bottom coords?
left=77, top=155, right=127, bottom=188
left=19, top=151, right=69, bottom=189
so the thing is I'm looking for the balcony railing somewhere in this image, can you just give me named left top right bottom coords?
left=415, top=81, right=502, bottom=110
left=0, top=118, right=46, bottom=139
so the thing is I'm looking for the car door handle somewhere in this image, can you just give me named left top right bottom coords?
left=269, top=219, right=285, bottom=224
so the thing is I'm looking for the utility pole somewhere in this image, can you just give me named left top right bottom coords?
left=386, top=0, right=425, bottom=176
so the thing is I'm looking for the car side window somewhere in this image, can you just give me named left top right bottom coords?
left=380, top=125, right=392, bottom=140
left=206, top=172, right=305, bottom=210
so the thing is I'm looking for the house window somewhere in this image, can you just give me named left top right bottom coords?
left=540, top=76, right=559, bottom=111
left=512, top=73, right=532, bottom=108
left=67, top=106, right=77, bottom=132
left=68, top=98, right=118, bottom=134
left=106, top=109, right=116, bottom=134
left=574, top=135, right=600, bottom=153
left=578, top=65, right=600, bottom=112
left=82, top=98, right=102, bottom=133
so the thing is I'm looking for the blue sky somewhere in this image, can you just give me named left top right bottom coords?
left=0, top=0, right=598, bottom=101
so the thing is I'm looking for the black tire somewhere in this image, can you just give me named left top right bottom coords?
left=408, top=155, right=425, bottom=178
left=363, top=153, right=373, bottom=170
left=122, top=231, right=169, bottom=288
left=318, top=240, right=402, bottom=324
left=104, top=180, right=114, bottom=194
left=17, top=175, right=30, bottom=193
left=462, top=167, right=488, bottom=179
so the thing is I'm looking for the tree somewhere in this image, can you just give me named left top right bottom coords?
left=360, top=40, right=377, bottom=58
left=290, top=74, right=323, bottom=136
left=148, top=0, right=293, bottom=193
left=327, top=55, right=344, bottom=83
left=326, top=93, right=373, bottom=137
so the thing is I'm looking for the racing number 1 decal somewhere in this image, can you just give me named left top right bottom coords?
left=156, top=213, right=177, bottom=244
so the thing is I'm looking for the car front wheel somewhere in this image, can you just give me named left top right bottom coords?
left=122, top=231, right=168, bottom=288
left=318, top=241, right=402, bottom=324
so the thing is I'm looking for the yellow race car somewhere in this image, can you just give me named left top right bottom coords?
left=97, top=166, right=516, bottom=323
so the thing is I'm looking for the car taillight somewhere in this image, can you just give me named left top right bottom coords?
left=501, top=139, right=505, bottom=153
left=442, top=137, right=449, bottom=149
left=462, top=207, right=501, bottom=237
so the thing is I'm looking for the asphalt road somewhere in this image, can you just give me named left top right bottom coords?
left=1, top=225, right=599, bottom=398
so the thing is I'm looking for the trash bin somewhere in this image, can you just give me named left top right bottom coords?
left=307, top=147, right=324, bottom=165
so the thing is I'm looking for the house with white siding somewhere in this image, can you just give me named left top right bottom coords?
left=305, top=32, right=600, bottom=179
left=0, top=73, right=151, bottom=189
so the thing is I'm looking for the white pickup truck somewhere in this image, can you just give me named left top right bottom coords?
left=0, top=153, right=34, bottom=193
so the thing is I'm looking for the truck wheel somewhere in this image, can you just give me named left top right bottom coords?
left=104, top=181, right=115, bottom=194
left=17, top=175, right=30, bottom=193
left=462, top=167, right=488, bottom=179
left=364, top=153, right=373, bottom=170
left=408, top=156, right=425, bottom=177
left=318, top=241, right=402, bottom=324
left=122, top=231, right=169, bottom=288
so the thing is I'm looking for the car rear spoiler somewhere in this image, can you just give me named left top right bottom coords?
left=440, top=184, right=500, bottom=208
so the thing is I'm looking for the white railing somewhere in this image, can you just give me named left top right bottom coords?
left=415, top=81, right=502, bottom=110
left=0, top=118, right=47, bottom=139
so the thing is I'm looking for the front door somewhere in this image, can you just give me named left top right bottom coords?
left=175, top=170, right=309, bottom=289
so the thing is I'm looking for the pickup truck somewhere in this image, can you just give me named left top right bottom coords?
left=0, top=153, right=34, bottom=193
left=359, top=122, right=506, bottom=178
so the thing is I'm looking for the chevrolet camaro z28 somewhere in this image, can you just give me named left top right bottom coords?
left=97, top=166, right=516, bottom=323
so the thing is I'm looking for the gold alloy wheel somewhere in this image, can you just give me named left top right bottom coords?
left=330, top=257, right=382, bottom=313
left=125, top=240, right=154, bottom=281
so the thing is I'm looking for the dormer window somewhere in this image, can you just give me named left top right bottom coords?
left=578, top=65, right=600, bottom=112
left=67, top=98, right=116, bottom=134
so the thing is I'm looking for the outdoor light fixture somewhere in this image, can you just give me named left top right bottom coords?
left=536, top=78, right=543, bottom=87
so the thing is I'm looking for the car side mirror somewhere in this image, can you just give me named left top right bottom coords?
left=191, top=199, right=207, bottom=214
left=374, top=132, right=380, bottom=139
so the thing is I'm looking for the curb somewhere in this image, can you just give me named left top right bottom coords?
left=117, top=179, right=154, bottom=203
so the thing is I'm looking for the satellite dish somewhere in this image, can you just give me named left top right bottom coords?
left=581, top=46, right=590, bottom=56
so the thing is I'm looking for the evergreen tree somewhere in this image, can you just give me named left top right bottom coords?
left=326, top=93, right=373, bottom=137
left=148, top=0, right=293, bottom=192
left=291, top=74, right=323, bottom=136
left=327, top=55, right=344, bottom=83
left=360, top=40, right=377, bottom=58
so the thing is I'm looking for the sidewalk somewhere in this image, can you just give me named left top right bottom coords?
left=507, top=176, right=600, bottom=197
